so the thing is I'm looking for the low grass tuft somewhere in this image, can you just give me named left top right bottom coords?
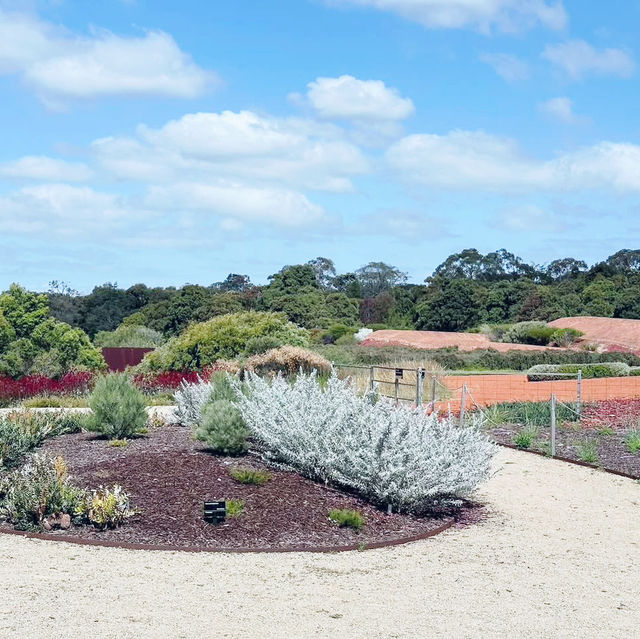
left=228, top=466, right=271, bottom=485
left=575, top=439, right=599, bottom=464
left=225, top=499, right=245, bottom=518
left=624, top=430, right=640, bottom=454
left=329, top=508, right=365, bottom=530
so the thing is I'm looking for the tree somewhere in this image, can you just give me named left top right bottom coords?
left=307, top=257, right=337, bottom=290
left=414, top=280, right=484, bottom=331
left=355, top=262, right=407, bottom=297
left=266, top=264, right=319, bottom=293
left=430, top=248, right=540, bottom=283
left=213, top=274, right=252, bottom=292
left=80, top=283, right=140, bottom=337
left=605, top=249, right=640, bottom=273
left=359, top=293, right=394, bottom=325
left=333, top=273, right=362, bottom=298
left=0, top=284, right=49, bottom=338
left=544, top=258, right=588, bottom=281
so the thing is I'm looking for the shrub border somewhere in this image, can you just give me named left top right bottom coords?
left=0, top=516, right=454, bottom=553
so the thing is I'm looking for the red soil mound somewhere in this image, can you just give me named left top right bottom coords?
left=549, top=317, right=640, bottom=353
left=360, top=330, right=556, bottom=352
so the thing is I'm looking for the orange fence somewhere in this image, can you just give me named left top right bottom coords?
left=440, top=374, right=640, bottom=410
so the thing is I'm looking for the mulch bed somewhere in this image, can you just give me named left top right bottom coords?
left=487, top=423, right=640, bottom=478
left=0, top=425, right=460, bottom=551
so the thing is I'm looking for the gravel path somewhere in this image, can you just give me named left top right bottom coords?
left=1, top=447, right=638, bottom=638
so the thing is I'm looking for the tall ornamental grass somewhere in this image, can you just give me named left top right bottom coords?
left=233, top=372, right=496, bottom=513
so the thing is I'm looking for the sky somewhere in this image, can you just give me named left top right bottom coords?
left=0, top=0, right=639, bottom=292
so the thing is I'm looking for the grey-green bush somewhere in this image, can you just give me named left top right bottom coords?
left=88, top=373, right=147, bottom=439
left=194, top=399, right=247, bottom=454
left=527, top=362, right=631, bottom=381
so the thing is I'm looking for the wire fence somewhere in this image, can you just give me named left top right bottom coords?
left=334, top=364, right=592, bottom=459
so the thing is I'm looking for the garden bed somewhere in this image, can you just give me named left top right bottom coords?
left=487, top=421, right=640, bottom=478
left=0, top=424, right=457, bottom=551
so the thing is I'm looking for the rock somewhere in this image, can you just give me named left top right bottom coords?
left=44, top=513, right=72, bottom=530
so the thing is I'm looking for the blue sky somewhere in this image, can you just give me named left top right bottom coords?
left=1, top=0, right=639, bottom=292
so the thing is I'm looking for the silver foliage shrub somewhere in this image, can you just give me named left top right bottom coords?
left=174, top=376, right=213, bottom=427
left=233, top=372, right=497, bottom=513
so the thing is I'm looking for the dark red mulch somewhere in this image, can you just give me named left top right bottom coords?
left=1, top=425, right=460, bottom=550
left=488, top=425, right=640, bottom=478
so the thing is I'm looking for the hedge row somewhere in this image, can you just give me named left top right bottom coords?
left=527, top=362, right=637, bottom=381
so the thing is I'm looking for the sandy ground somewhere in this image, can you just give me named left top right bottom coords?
left=0, top=447, right=639, bottom=639
left=360, top=329, right=560, bottom=352
left=550, top=316, right=640, bottom=352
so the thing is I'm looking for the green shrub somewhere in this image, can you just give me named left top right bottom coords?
left=527, top=362, right=631, bottom=381
left=225, top=498, right=245, bottom=517
left=77, top=485, right=138, bottom=530
left=195, top=399, right=248, bottom=454
left=327, top=324, right=355, bottom=341
left=229, top=466, right=271, bottom=485
left=512, top=425, right=540, bottom=449
left=22, top=396, right=89, bottom=409
left=0, top=417, right=44, bottom=469
left=87, top=373, right=147, bottom=439
left=329, top=508, right=365, bottom=530
left=0, top=454, right=86, bottom=531
left=243, top=335, right=283, bottom=356
left=94, top=324, right=165, bottom=348
left=630, top=367, right=640, bottom=377
left=550, top=328, right=583, bottom=347
left=503, top=322, right=556, bottom=346
left=138, top=312, right=309, bottom=372
left=625, top=431, right=640, bottom=454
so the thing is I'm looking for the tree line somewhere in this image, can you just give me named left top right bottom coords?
left=44, top=248, right=640, bottom=338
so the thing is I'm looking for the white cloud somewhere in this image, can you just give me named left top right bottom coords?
left=480, top=53, right=530, bottom=81
left=299, top=75, right=414, bottom=121
left=542, top=39, right=635, bottom=79
left=331, top=0, right=567, bottom=33
left=492, top=204, right=563, bottom=232
left=145, top=182, right=325, bottom=227
left=0, top=10, right=216, bottom=104
left=539, top=96, right=586, bottom=124
left=93, top=110, right=369, bottom=192
left=0, top=156, right=93, bottom=181
left=387, top=130, right=640, bottom=192
left=0, top=184, right=138, bottom=236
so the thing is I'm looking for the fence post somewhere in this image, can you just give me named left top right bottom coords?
left=577, top=369, right=582, bottom=421
left=459, top=384, right=467, bottom=427
left=550, top=394, right=556, bottom=458
left=431, top=377, right=437, bottom=410
left=369, top=366, right=375, bottom=392
left=394, top=376, right=399, bottom=406
left=416, top=367, right=424, bottom=406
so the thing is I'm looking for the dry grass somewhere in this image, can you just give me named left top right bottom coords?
left=335, top=359, right=451, bottom=404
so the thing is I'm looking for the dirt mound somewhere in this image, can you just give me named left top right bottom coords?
left=360, top=330, right=555, bottom=352
left=549, top=317, right=640, bottom=353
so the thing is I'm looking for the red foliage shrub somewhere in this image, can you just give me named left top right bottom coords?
left=0, top=371, right=95, bottom=403
left=131, top=361, right=239, bottom=394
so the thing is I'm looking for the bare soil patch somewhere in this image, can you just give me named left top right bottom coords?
left=361, top=329, right=562, bottom=352
left=549, top=316, right=640, bottom=353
